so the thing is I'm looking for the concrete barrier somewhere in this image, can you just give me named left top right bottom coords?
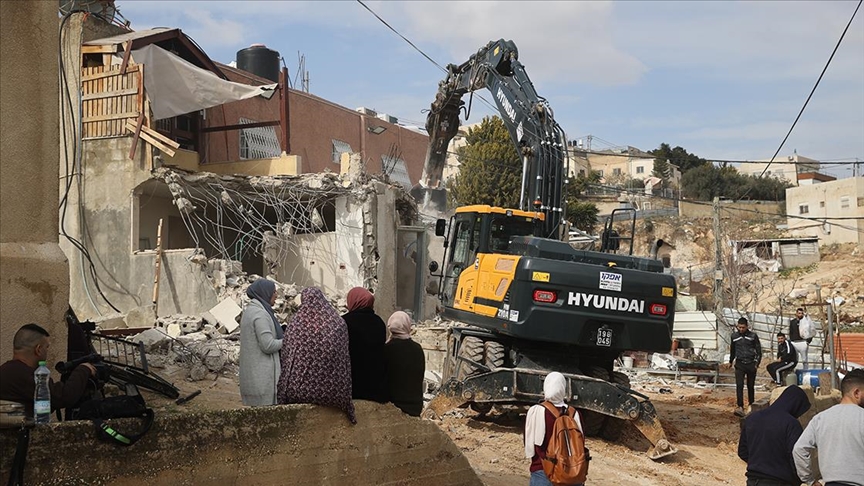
left=0, top=401, right=481, bottom=486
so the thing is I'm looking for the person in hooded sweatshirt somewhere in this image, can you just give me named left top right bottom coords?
left=738, top=385, right=811, bottom=486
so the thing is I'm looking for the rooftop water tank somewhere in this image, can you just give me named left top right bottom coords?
left=236, top=44, right=280, bottom=82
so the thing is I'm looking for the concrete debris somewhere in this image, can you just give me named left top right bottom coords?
left=202, top=297, right=242, bottom=334
left=125, top=304, right=156, bottom=329
left=130, top=328, right=171, bottom=353
left=92, top=313, right=126, bottom=330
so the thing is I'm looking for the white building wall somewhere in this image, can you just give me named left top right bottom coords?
left=785, top=177, right=864, bottom=247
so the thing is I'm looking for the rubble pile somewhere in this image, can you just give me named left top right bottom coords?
left=124, top=267, right=350, bottom=382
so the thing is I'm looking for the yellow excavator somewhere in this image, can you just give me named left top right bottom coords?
left=413, top=39, right=677, bottom=460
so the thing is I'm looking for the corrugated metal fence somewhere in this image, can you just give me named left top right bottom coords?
left=673, top=308, right=830, bottom=365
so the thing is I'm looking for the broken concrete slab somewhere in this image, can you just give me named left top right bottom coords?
left=202, top=297, right=242, bottom=334
left=176, top=331, right=208, bottom=346
left=130, top=328, right=170, bottom=353
left=165, top=323, right=182, bottom=338
left=93, top=313, right=126, bottom=330
left=125, top=304, right=156, bottom=329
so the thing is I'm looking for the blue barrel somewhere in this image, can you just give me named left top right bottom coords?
left=796, top=369, right=828, bottom=387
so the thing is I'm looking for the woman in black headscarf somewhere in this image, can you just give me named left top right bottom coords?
left=342, top=287, right=389, bottom=403
left=239, top=279, right=284, bottom=406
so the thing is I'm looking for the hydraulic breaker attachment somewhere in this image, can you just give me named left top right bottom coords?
left=423, top=368, right=677, bottom=461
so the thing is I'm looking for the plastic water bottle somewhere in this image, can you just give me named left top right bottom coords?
left=34, top=361, right=51, bottom=424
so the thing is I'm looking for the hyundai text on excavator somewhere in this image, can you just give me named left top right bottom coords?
left=417, top=40, right=678, bottom=460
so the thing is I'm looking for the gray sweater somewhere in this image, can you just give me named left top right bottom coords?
left=793, top=403, right=864, bottom=486
left=239, top=300, right=283, bottom=406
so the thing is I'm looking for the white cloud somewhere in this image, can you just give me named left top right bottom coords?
left=377, top=1, right=649, bottom=87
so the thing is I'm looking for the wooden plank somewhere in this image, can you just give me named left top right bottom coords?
left=120, top=40, right=133, bottom=75
left=138, top=123, right=180, bottom=149
left=129, top=113, right=145, bottom=159
left=82, top=45, right=117, bottom=54
left=81, top=64, right=138, bottom=81
left=153, top=218, right=164, bottom=315
left=124, top=121, right=176, bottom=157
left=84, top=111, right=140, bottom=123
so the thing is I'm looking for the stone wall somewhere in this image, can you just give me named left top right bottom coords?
left=0, top=402, right=481, bottom=486
left=0, top=1, right=69, bottom=365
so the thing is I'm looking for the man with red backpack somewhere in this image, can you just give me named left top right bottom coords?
left=524, top=372, right=590, bottom=486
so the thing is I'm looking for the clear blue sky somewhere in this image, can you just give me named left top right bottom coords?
left=117, top=1, right=864, bottom=177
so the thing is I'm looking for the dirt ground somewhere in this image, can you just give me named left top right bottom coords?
left=434, top=381, right=761, bottom=486
left=138, top=364, right=765, bottom=486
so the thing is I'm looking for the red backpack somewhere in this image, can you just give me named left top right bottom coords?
left=541, top=401, right=589, bottom=485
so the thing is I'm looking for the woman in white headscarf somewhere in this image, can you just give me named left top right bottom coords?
left=524, top=372, right=585, bottom=486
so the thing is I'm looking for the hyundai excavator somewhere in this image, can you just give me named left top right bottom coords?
left=418, top=40, right=678, bottom=460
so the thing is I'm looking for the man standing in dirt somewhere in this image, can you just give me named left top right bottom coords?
left=793, top=368, right=864, bottom=486
left=789, top=308, right=811, bottom=369
left=730, top=317, right=762, bottom=417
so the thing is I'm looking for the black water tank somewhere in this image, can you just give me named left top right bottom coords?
left=236, top=44, right=280, bottom=82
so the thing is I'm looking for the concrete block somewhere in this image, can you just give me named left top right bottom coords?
left=176, top=331, right=208, bottom=346
left=203, top=298, right=242, bottom=334
left=130, top=328, right=170, bottom=353
left=124, top=304, right=156, bottom=329
left=165, top=323, right=182, bottom=338
left=93, top=313, right=127, bottom=330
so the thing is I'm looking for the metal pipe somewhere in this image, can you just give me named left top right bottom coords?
left=827, top=301, right=837, bottom=390
left=519, top=154, right=529, bottom=211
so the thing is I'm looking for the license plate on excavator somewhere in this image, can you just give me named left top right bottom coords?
left=596, top=329, right=612, bottom=347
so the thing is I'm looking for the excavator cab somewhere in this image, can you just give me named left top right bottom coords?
left=436, top=206, right=541, bottom=308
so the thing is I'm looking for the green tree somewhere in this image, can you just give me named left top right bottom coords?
left=680, top=164, right=791, bottom=201
left=652, top=157, right=672, bottom=183
left=650, top=143, right=708, bottom=175
left=563, top=173, right=600, bottom=233
left=449, top=116, right=521, bottom=208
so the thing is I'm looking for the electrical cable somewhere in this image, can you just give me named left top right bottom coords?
left=355, top=0, right=446, bottom=73
left=738, top=0, right=863, bottom=201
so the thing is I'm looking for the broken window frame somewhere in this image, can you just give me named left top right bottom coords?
left=332, top=139, right=353, bottom=164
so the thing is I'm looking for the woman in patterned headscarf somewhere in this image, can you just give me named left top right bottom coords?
left=277, top=287, right=355, bottom=423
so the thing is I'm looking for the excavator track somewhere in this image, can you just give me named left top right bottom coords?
left=425, top=329, right=677, bottom=461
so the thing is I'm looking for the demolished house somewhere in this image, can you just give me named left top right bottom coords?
left=731, top=237, right=820, bottom=273
left=58, top=14, right=434, bottom=328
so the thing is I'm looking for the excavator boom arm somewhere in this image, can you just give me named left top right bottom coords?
left=421, top=39, right=568, bottom=238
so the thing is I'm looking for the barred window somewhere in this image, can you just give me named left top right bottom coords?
left=239, top=118, right=281, bottom=160
left=382, top=155, right=412, bottom=189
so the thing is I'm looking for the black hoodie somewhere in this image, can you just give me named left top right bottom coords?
left=737, top=386, right=812, bottom=484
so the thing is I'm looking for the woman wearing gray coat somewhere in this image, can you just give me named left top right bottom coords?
left=239, top=279, right=284, bottom=406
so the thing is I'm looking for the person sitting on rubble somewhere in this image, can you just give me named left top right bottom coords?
left=239, top=279, right=284, bottom=407
left=737, top=385, right=811, bottom=486
left=0, top=323, right=96, bottom=417
left=767, top=332, right=797, bottom=385
left=277, top=287, right=356, bottom=424
left=383, top=311, right=425, bottom=417
left=342, top=287, right=389, bottom=403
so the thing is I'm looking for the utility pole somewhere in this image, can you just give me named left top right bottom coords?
left=713, top=197, right=724, bottom=315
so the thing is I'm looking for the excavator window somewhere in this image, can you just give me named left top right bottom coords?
left=488, top=216, right=535, bottom=254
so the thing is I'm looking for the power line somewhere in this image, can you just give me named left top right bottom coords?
left=355, top=0, right=446, bottom=73
left=743, top=0, right=863, bottom=198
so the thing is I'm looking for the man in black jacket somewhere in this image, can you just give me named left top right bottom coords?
left=767, top=333, right=797, bottom=385
left=738, top=385, right=811, bottom=486
left=730, top=317, right=762, bottom=417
